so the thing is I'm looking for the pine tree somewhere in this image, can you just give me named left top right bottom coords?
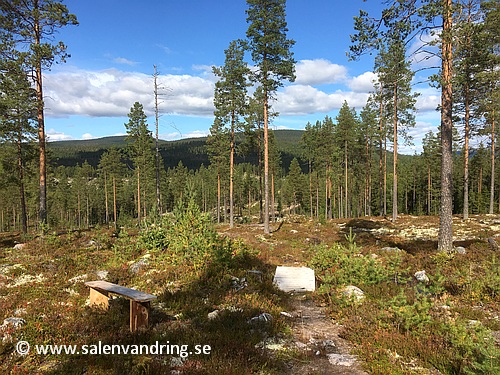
left=0, top=58, right=37, bottom=233
left=372, top=83, right=390, bottom=216
left=241, top=87, right=276, bottom=223
left=453, top=0, right=488, bottom=219
left=374, top=39, right=418, bottom=222
left=125, top=102, right=153, bottom=226
left=422, top=131, right=441, bottom=215
left=349, top=0, right=457, bottom=251
left=475, top=1, right=500, bottom=214
left=301, top=122, right=318, bottom=218
left=335, top=102, right=359, bottom=219
left=206, top=119, right=230, bottom=224
left=285, top=157, right=304, bottom=214
left=212, top=40, right=250, bottom=228
left=321, top=117, right=337, bottom=219
left=98, top=148, right=125, bottom=228
left=0, top=0, right=78, bottom=226
left=245, top=0, right=295, bottom=234
left=359, top=97, right=379, bottom=216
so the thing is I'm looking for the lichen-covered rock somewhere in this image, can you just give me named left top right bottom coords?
left=414, top=270, right=429, bottom=283
left=341, top=285, right=365, bottom=302
left=327, top=353, right=357, bottom=366
left=2, top=317, right=26, bottom=329
left=487, top=237, right=499, bottom=251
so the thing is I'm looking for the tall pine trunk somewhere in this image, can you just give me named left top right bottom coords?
left=309, top=160, right=313, bottom=218
left=345, top=140, right=348, bottom=218
left=104, top=172, right=109, bottom=224
left=230, top=119, right=235, bottom=228
left=378, top=84, right=385, bottom=216
left=263, top=92, right=270, bottom=234
left=384, top=137, right=387, bottom=216
left=17, top=134, right=27, bottom=234
left=490, top=114, right=495, bottom=214
left=217, top=171, right=221, bottom=224
left=154, top=65, right=161, bottom=214
left=33, top=0, right=47, bottom=227
left=438, top=0, right=454, bottom=252
left=113, top=176, right=117, bottom=229
left=463, top=86, right=470, bottom=220
left=392, top=84, right=398, bottom=222
left=137, top=167, right=141, bottom=226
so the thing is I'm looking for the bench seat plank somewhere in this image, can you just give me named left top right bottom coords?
left=85, top=280, right=157, bottom=302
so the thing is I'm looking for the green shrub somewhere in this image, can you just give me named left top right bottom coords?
left=443, top=319, right=500, bottom=374
left=139, top=198, right=249, bottom=276
left=386, top=289, right=432, bottom=333
left=109, top=228, right=140, bottom=266
left=139, top=221, right=170, bottom=251
left=309, top=231, right=394, bottom=294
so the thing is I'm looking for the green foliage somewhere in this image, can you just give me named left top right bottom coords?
left=166, top=198, right=219, bottom=268
left=439, top=251, right=500, bottom=303
left=139, top=198, right=250, bottom=276
left=309, top=230, right=394, bottom=294
left=386, top=290, right=432, bottom=333
left=109, top=228, right=140, bottom=266
left=245, top=0, right=296, bottom=92
left=443, top=319, right=500, bottom=374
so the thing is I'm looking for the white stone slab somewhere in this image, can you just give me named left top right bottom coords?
left=273, top=266, right=315, bottom=292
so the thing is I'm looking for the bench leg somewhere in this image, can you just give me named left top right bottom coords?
left=89, top=288, right=109, bottom=309
left=130, top=301, right=150, bottom=332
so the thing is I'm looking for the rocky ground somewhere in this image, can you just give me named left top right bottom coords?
left=222, top=213, right=500, bottom=374
left=285, top=294, right=368, bottom=375
left=1, top=213, right=499, bottom=374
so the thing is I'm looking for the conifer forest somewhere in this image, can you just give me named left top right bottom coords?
left=0, top=0, right=498, bottom=240
left=0, top=1, right=499, bottom=374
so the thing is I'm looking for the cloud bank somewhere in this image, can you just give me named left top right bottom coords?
left=44, top=59, right=387, bottom=120
left=44, top=58, right=440, bottom=153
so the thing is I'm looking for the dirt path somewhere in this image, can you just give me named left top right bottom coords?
left=286, top=294, right=369, bottom=375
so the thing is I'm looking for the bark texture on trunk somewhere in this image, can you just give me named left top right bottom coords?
left=438, top=0, right=454, bottom=252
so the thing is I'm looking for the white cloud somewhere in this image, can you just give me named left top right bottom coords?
left=276, top=85, right=370, bottom=115
left=81, top=133, right=96, bottom=140
left=192, top=64, right=215, bottom=77
left=295, top=59, right=348, bottom=85
left=182, top=130, right=209, bottom=139
left=272, top=125, right=292, bottom=130
left=159, top=130, right=209, bottom=141
left=415, top=87, right=440, bottom=112
left=43, top=65, right=441, bottom=147
left=44, top=68, right=216, bottom=118
left=113, top=57, right=138, bottom=66
left=160, top=131, right=182, bottom=141
left=46, top=128, right=74, bottom=142
left=347, top=71, right=378, bottom=93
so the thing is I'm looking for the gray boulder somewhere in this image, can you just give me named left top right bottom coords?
left=341, top=285, right=365, bottom=302
left=414, top=270, right=429, bottom=283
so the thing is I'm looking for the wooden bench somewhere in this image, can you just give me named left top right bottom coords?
left=85, top=280, right=157, bottom=332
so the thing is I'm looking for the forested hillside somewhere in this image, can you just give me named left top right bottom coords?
left=0, top=0, right=498, bottom=241
left=0, top=119, right=497, bottom=233
left=47, top=130, right=304, bottom=172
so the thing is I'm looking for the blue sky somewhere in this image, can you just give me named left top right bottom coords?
left=43, top=0, right=441, bottom=154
